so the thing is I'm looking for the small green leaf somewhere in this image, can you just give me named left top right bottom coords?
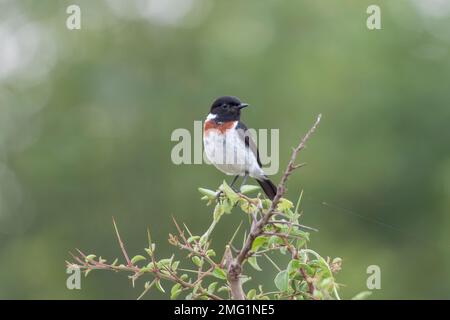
left=131, top=255, right=146, bottom=264
left=277, top=198, right=294, bottom=212
left=187, top=236, right=200, bottom=243
left=170, top=283, right=182, bottom=300
left=155, top=279, right=165, bottom=293
left=145, top=243, right=156, bottom=256
left=239, top=199, right=257, bottom=214
left=192, top=256, right=203, bottom=268
left=296, top=237, right=308, bottom=249
left=248, top=256, right=262, bottom=271
left=85, top=254, right=96, bottom=261
left=288, top=259, right=301, bottom=275
left=221, top=181, right=240, bottom=204
left=222, top=199, right=234, bottom=214
left=208, top=282, right=218, bottom=294
left=352, top=291, right=373, bottom=300
left=180, top=274, right=189, bottom=281
left=218, top=286, right=229, bottom=293
left=139, top=266, right=151, bottom=273
left=212, top=267, right=227, bottom=280
left=251, top=236, right=267, bottom=251
left=157, top=257, right=173, bottom=269
left=240, top=185, right=260, bottom=194
left=274, top=270, right=289, bottom=292
left=247, top=289, right=257, bottom=300
left=171, top=261, right=180, bottom=271
left=198, top=188, right=217, bottom=199
left=206, top=249, right=216, bottom=257
left=268, top=235, right=284, bottom=247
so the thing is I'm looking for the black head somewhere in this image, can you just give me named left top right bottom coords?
left=209, top=96, right=249, bottom=121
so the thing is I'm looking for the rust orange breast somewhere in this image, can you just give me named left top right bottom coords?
left=204, top=120, right=236, bottom=134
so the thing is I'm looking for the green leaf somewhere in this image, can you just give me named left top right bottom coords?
left=208, top=282, right=218, bottom=294
left=198, top=188, right=217, bottom=199
left=157, top=257, right=173, bottom=269
left=261, top=199, right=272, bottom=209
left=170, top=283, right=182, bottom=300
left=180, top=274, right=188, bottom=281
left=296, top=237, right=308, bottom=249
left=221, top=181, right=240, bottom=204
left=212, top=267, right=227, bottom=280
left=206, top=249, right=216, bottom=257
left=218, top=286, right=229, bottom=293
left=192, top=256, right=203, bottom=268
left=248, top=256, right=262, bottom=271
left=277, top=198, right=294, bottom=212
left=239, top=199, right=257, bottom=214
left=139, top=266, right=151, bottom=273
left=240, top=185, right=260, bottom=194
left=145, top=243, right=156, bottom=256
left=352, top=291, right=373, bottom=300
left=222, top=199, right=234, bottom=214
left=85, top=254, right=96, bottom=261
left=288, top=259, right=301, bottom=275
left=247, top=289, right=257, bottom=300
left=187, top=236, right=200, bottom=243
left=155, top=279, right=165, bottom=293
left=251, top=236, right=267, bottom=251
left=268, top=235, right=284, bottom=247
left=131, top=255, right=146, bottom=264
left=171, top=261, right=180, bottom=271
left=274, top=270, right=289, bottom=292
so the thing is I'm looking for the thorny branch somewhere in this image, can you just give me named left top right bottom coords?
left=227, top=114, right=322, bottom=300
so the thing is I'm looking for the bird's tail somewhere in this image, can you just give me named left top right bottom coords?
left=256, top=177, right=277, bottom=200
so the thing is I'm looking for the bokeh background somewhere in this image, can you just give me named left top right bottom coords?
left=0, top=0, right=449, bottom=299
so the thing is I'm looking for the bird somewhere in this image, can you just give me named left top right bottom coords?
left=203, top=96, right=277, bottom=200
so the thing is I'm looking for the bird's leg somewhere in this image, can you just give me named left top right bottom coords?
left=229, top=175, right=240, bottom=192
left=239, top=173, right=249, bottom=192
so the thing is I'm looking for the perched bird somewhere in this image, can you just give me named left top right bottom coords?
left=203, top=96, right=277, bottom=200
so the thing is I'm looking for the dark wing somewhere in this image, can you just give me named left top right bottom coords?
left=236, top=121, right=262, bottom=167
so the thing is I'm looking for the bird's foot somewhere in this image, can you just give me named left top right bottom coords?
left=215, top=190, right=224, bottom=201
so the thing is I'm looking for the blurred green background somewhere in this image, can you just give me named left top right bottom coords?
left=0, top=0, right=449, bottom=299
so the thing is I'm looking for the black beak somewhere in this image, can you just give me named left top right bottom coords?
left=238, top=103, right=249, bottom=110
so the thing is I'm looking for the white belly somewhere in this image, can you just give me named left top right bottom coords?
left=204, top=126, right=264, bottom=178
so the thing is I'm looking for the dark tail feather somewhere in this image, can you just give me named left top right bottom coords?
left=256, top=177, right=277, bottom=200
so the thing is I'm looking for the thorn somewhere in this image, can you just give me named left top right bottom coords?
left=112, top=217, right=131, bottom=266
